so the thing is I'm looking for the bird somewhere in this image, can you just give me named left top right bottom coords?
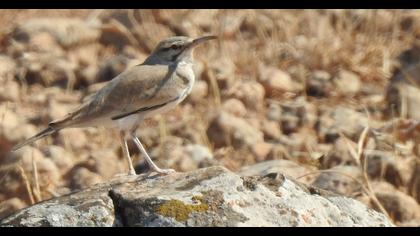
left=12, top=35, right=217, bottom=176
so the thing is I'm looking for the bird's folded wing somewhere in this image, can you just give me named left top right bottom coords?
left=111, top=95, right=180, bottom=120
left=50, top=64, right=179, bottom=128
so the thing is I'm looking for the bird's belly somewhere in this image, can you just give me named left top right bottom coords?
left=116, top=114, right=142, bottom=131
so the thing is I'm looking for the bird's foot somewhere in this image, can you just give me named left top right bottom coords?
left=154, top=168, right=176, bottom=175
left=128, top=169, right=137, bottom=176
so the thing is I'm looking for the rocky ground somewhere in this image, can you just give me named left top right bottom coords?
left=0, top=9, right=419, bottom=226
left=0, top=166, right=394, bottom=226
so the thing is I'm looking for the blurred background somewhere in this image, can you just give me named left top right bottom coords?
left=0, top=9, right=419, bottom=226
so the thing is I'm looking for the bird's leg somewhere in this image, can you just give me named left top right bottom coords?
left=131, top=133, right=175, bottom=175
left=119, top=131, right=136, bottom=175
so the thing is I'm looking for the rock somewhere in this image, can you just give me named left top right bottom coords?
left=317, top=107, right=369, bottom=142
left=0, top=198, right=27, bottom=219
left=184, top=144, right=214, bottom=166
left=0, top=166, right=25, bottom=202
left=189, top=80, right=208, bottom=103
left=157, top=139, right=216, bottom=172
left=207, top=56, right=236, bottom=90
left=266, top=102, right=282, bottom=121
left=3, top=124, right=38, bottom=150
left=333, top=70, right=361, bottom=96
left=221, top=98, right=247, bottom=117
left=0, top=55, right=16, bottom=83
left=0, top=109, right=21, bottom=140
left=306, top=70, right=332, bottom=97
left=384, top=43, right=420, bottom=119
left=261, top=120, right=282, bottom=140
left=385, top=65, right=420, bottom=120
left=47, top=100, right=73, bottom=121
left=57, top=129, right=88, bottom=151
left=88, top=149, right=125, bottom=180
left=19, top=51, right=76, bottom=87
left=267, top=98, right=316, bottom=135
left=7, top=146, right=43, bottom=168
left=251, top=142, right=273, bottom=162
left=365, top=150, right=403, bottom=187
left=70, top=167, right=103, bottom=190
left=312, top=165, right=362, bottom=196
left=207, top=111, right=264, bottom=149
left=0, top=166, right=394, bottom=227
left=373, top=181, right=420, bottom=224
left=279, top=100, right=307, bottom=134
left=13, top=18, right=101, bottom=47
left=95, top=55, right=132, bottom=83
left=226, top=81, right=265, bottom=111
left=27, top=31, right=63, bottom=54
left=220, top=12, right=246, bottom=38
left=0, top=146, right=60, bottom=201
left=259, top=66, right=301, bottom=98
left=319, top=137, right=357, bottom=169
left=0, top=80, right=20, bottom=102
left=239, top=160, right=315, bottom=185
left=42, top=145, right=74, bottom=174
left=408, top=161, right=420, bottom=204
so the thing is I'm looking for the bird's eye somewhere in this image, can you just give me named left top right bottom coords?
left=170, top=44, right=180, bottom=50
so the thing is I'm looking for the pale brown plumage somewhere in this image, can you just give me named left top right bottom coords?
left=12, top=35, right=216, bottom=175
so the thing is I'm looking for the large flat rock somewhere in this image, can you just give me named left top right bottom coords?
left=0, top=166, right=393, bottom=227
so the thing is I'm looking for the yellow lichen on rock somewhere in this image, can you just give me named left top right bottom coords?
left=156, top=196, right=209, bottom=222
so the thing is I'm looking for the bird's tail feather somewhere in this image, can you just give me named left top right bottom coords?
left=12, top=126, right=57, bottom=151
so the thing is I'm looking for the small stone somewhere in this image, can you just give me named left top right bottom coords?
left=47, top=100, right=72, bottom=121
left=239, top=159, right=315, bottom=184
left=95, top=55, right=132, bottom=83
left=189, top=80, right=208, bottom=103
left=334, top=70, right=361, bottom=96
left=317, top=107, right=369, bottom=142
left=266, top=103, right=282, bottom=122
left=0, top=56, right=16, bottom=83
left=408, top=161, right=420, bottom=204
left=373, top=181, right=420, bottom=224
left=207, top=111, right=264, bottom=149
left=43, top=145, right=74, bottom=173
left=261, top=120, right=281, bottom=140
left=0, top=198, right=27, bottom=219
left=306, top=70, right=332, bottom=97
left=208, top=57, right=236, bottom=90
left=259, top=66, right=301, bottom=98
left=226, top=81, right=265, bottom=111
left=70, top=167, right=103, bottom=190
left=221, top=98, right=247, bottom=117
left=279, top=100, right=307, bottom=134
left=89, top=149, right=125, bottom=179
left=365, top=150, right=403, bottom=187
left=184, top=144, right=214, bottom=164
left=251, top=142, right=273, bottom=162
left=319, top=137, right=357, bottom=169
left=58, top=129, right=88, bottom=150
left=0, top=80, right=20, bottom=102
left=312, top=165, right=362, bottom=196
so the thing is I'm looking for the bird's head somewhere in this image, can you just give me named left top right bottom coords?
left=144, top=35, right=217, bottom=65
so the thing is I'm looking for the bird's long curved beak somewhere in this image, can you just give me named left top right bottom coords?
left=192, top=35, right=217, bottom=46
left=179, top=35, right=217, bottom=59
left=188, top=35, right=217, bottom=49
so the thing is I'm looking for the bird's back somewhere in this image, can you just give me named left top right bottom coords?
left=50, top=63, right=186, bottom=129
